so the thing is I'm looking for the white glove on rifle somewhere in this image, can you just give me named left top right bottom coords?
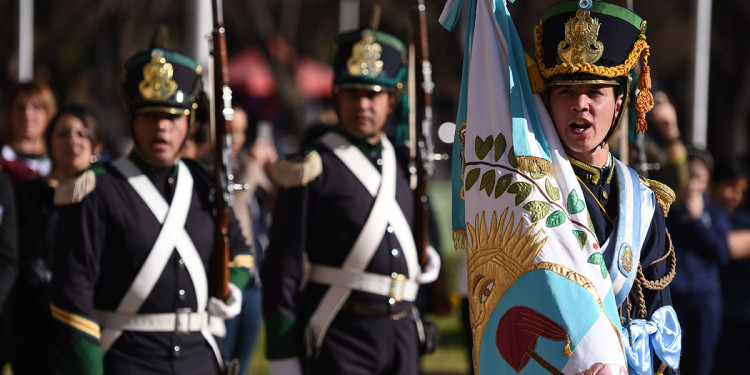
left=207, top=282, right=243, bottom=319
left=270, top=357, right=302, bottom=375
left=416, top=245, right=441, bottom=284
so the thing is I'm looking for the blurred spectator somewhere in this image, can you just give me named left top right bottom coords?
left=1, top=81, right=58, bottom=187
left=711, top=158, right=750, bottom=373
left=0, top=171, right=18, bottom=371
left=9, top=104, right=102, bottom=374
left=642, top=90, right=689, bottom=191
left=666, top=147, right=730, bottom=375
left=222, top=108, right=278, bottom=374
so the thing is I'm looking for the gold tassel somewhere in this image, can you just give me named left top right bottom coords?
left=635, top=47, right=654, bottom=133
left=525, top=52, right=546, bottom=95
left=562, top=338, right=572, bottom=356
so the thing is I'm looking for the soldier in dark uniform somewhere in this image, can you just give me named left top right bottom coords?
left=533, top=1, right=680, bottom=373
left=261, top=28, right=440, bottom=375
left=50, top=48, right=253, bottom=375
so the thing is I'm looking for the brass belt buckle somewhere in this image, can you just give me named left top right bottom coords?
left=388, top=273, right=407, bottom=303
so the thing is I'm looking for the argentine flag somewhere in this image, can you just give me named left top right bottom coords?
left=441, top=0, right=628, bottom=373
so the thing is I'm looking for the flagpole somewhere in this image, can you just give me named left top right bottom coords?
left=17, top=0, right=33, bottom=82
left=691, top=0, right=712, bottom=148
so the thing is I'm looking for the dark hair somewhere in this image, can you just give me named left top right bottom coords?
left=44, top=104, right=103, bottom=161
left=711, top=157, right=749, bottom=185
left=2, top=81, right=58, bottom=143
left=686, top=146, right=714, bottom=173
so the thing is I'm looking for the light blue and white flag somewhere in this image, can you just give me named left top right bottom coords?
left=441, top=0, right=628, bottom=373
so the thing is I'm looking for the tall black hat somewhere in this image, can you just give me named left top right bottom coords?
left=533, top=0, right=653, bottom=132
left=120, top=48, right=204, bottom=119
left=332, top=28, right=407, bottom=93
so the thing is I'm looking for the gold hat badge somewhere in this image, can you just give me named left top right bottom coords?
left=346, top=32, right=384, bottom=78
left=138, top=51, right=178, bottom=100
left=558, top=9, right=603, bottom=65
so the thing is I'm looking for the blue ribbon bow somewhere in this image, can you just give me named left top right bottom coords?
left=621, top=305, right=682, bottom=375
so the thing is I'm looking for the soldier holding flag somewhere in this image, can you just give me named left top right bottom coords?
left=441, top=0, right=680, bottom=373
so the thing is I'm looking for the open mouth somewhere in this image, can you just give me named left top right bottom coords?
left=570, top=119, right=591, bottom=133
left=151, top=138, right=169, bottom=150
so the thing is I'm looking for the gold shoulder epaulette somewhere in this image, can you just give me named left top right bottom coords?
left=271, top=150, right=322, bottom=188
left=54, top=169, right=97, bottom=206
left=641, top=177, right=676, bottom=216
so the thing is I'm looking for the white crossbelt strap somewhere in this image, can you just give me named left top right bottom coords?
left=304, top=133, right=419, bottom=357
left=101, top=158, right=222, bottom=368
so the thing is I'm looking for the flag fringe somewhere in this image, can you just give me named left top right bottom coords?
left=516, top=156, right=554, bottom=177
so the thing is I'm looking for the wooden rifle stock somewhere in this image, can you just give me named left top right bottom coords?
left=208, top=0, right=234, bottom=300
left=410, top=0, right=452, bottom=315
left=410, top=0, right=435, bottom=266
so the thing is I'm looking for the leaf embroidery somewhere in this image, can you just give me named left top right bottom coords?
left=480, top=170, right=496, bottom=197
left=494, top=133, right=507, bottom=162
left=508, top=182, right=532, bottom=206
left=529, top=170, right=545, bottom=179
left=465, top=168, right=480, bottom=190
left=545, top=179, right=561, bottom=201
left=546, top=210, right=566, bottom=227
left=495, top=174, right=513, bottom=198
left=567, top=190, right=585, bottom=214
left=508, top=146, right=518, bottom=168
left=475, top=135, right=493, bottom=160
left=588, top=253, right=608, bottom=279
left=573, top=230, right=587, bottom=249
left=523, top=201, right=550, bottom=222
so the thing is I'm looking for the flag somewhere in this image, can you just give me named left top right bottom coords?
left=441, top=0, right=628, bottom=373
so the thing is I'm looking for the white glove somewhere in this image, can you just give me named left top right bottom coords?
left=207, top=282, right=243, bottom=319
left=416, top=245, right=441, bottom=284
left=269, top=357, right=302, bottom=375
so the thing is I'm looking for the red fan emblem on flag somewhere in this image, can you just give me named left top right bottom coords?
left=497, top=306, right=571, bottom=374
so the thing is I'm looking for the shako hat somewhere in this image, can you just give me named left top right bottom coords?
left=120, top=48, right=204, bottom=118
left=332, top=28, right=407, bottom=93
left=533, top=0, right=654, bottom=132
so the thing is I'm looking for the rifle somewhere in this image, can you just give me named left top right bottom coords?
left=410, top=0, right=452, bottom=316
left=208, top=0, right=234, bottom=300
left=409, top=0, right=436, bottom=267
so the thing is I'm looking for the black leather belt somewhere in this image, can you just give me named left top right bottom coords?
left=340, top=302, right=410, bottom=320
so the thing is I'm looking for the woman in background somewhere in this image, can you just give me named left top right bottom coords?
left=1, top=81, right=58, bottom=187
left=10, top=104, right=102, bottom=374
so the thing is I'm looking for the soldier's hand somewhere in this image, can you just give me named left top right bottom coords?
left=207, top=282, right=243, bottom=319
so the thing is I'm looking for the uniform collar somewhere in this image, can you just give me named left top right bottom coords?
left=127, top=151, right=179, bottom=176
left=335, top=128, right=383, bottom=158
left=569, top=153, right=614, bottom=185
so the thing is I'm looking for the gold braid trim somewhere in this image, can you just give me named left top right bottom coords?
left=628, top=229, right=677, bottom=319
left=630, top=273, right=648, bottom=319
left=642, top=178, right=676, bottom=217
left=533, top=24, right=653, bottom=132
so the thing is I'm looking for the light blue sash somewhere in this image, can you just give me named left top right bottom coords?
left=600, top=159, right=655, bottom=306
